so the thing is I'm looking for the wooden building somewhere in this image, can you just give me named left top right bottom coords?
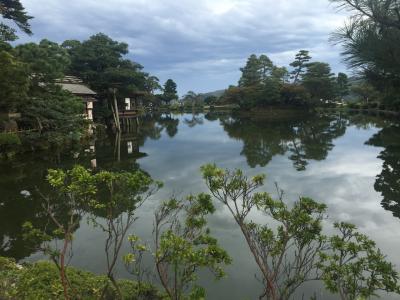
left=119, top=91, right=147, bottom=118
left=56, top=76, right=96, bottom=120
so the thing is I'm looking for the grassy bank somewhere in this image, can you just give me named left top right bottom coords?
left=0, top=256, right=161, bottom=300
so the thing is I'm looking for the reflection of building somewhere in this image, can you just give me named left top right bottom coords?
left=56, top=76, right=96, bottom=120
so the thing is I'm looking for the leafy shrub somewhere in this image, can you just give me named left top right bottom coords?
left=0, top=132, right=21, bottom=146
left=0, top=256, right=161, bottom=299
left=0, top=132, right=21, bottom=158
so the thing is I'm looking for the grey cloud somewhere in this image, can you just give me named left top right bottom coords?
left=19, top=0, right=349, bottom=94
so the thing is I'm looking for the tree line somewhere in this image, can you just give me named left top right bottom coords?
left=218, top=51, right=350, bottom=110
left=0, top=0, right=179, bottom=155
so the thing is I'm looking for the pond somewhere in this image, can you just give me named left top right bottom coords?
left=1, top=111, right=400, bottom=299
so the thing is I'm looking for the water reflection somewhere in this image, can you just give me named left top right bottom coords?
left=1, top=111, right=400, bottom=300
left=366, top=125, right=400, bottom=218
left=0, top=112, right=180, bottom=260
left=0, top=155, right=81, bottom=260
left=220, top=112, right=347, bottom=171
left=94, top=113, right=180, bottom=170
left=183, top=113, right=204, bottom=128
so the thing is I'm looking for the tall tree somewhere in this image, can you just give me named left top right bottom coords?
left=12, top=39, right=86, bottom=148
left=290, top=50, right=311, bottom=84
left=63, top=33, right=148, bottom=128
left=0, top=0, right=32, bottom=44
left=0, top=50, right=28, bottom=112
left=302, top=62, right=336, bottom=100
left=239, top=54, right=262, bottom=87
left=15, top=39, right=70, bottom=84
left=330, top=0, right=400, bottom=107
left=259, top=54, right=274, bottom=81
left=62, top=34, right=130, bottom=92
left=144, top=75, right=161, bottom=94
left=162, top=79, right=178, bottom=103
left=271, top=66, right=289, bottom=83
left=336, top=72, right=350, bottom=99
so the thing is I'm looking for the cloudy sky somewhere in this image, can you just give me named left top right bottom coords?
left=17, top=0, right=349, bottom=95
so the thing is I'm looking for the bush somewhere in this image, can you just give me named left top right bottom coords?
left=0, top=257, right=161, bottom=300
left=0, top=132, right=21, bottom=146
left=0, top=132, right=21, bottom=158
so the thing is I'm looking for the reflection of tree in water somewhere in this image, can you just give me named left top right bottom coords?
left=366, top=125, right=400, bottom=218
left=221, top=113, right=347, bottom=170
left=289, top=115, right=347, bottom=170
left=183, top=114, right=204, bottom=128
left=0, top=154, right=86, bottom=260
left=347, top=111, right=391, bottom=130
left=158, top=113, right=180, bottom=137
left=0, top=113, right=173, bottom=261
left=95, top=113, right=180, bottom=170
left=204, top=111, right=231, bottom=123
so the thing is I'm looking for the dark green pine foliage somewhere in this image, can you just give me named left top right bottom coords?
left=330, top=0, right=400, bottom=109
left=162, top=79, right=178, bottom=103
left=302, top=62, right=336, bottom=100
left=239, top=54, right=262, bottom=87
left=289, top=50, right=311, bottom=84
left=0, top=0, right=32, bottom=44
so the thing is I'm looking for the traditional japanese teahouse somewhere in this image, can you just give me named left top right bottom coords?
left=120, top=91, right=147, bottom=117
left=56, top=76, right=96, bottom=120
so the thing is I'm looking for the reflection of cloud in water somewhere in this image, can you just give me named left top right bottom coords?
left=21, top=114, right=400, bottom=300
left=137, top=116, right=400, bottom=299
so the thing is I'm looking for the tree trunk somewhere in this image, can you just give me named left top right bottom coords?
left=60, top=238, right=70, bottom=300
left=112, top=89, right=121, bottom=132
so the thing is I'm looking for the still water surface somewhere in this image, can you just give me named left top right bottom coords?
left=1, top=111, right=400, bottom=299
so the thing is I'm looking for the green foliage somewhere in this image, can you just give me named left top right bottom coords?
left=63, top=33, right=129, bottom=87
left=289, top=50, right=311, bottom=84
left=0, top=132, right=21, bottom=157
left=0, top=256, right=161, bottom=300
left=149, top=194, right=231, bottom=299
left=0, top=131, right=20, bottom=144
left=319, top=222, right=400, bottom=300
left=302, top=62, right=336, bottom=101
left=201, top=164, right=327, bottom=299
left=22, top=165, right=162, bottom=299
left=222, top=51, right=339, bottom=110
left=0, top=0, right=32, bottom=44
left=163, top=79, right=178, bottom=103
left=336, top=72, right=350, bottom=98
left=62, top=33, right=155, bottom=121
left=15, top=39, right=70, bottom=84
left=239, top=54, right=263, bottom=87
left=247, top=195, right=327, bottom=299
left=93, top=168, right=162, bottom=216
left=330, top=0, right=400, bottom=109
left=1, top=39, right=88, bottom=152
left=0, top=23, right=17, bottom=42
left=280, top=83, right=311, bottom=105
left=204, top=95, right=217, bottom=105
left=201, top=164, right=400, bottom=300
left=0, top=50, right=29, bottom=112
left=144, top=75, right=162, bottom=94
left=351, top=83, right=380, bottom=104
left=260, top=77, right=282, bottom=105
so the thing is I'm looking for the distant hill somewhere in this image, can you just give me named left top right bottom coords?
left=198, top=89, right=225, bottom=100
